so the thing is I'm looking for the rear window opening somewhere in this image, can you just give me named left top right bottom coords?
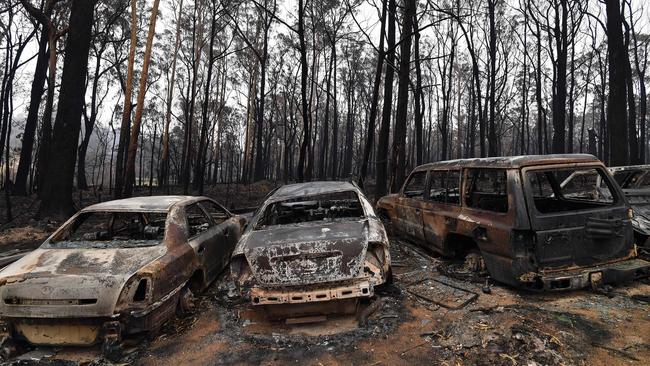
left=48, top=211, right=167, bottom=248
left=612, top=169, right=650, bottom=189
left=255, top=191, right=364, bottom=228
left=528, top=167, right=616, bottom=214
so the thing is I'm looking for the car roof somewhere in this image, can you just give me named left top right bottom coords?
left=81, top=196, right=209, bottom=213
left=608, top=164, right=650, bottom=172
left=271, top=181, right=360, bottom=200
left=413, top=154, right=600, bottom=171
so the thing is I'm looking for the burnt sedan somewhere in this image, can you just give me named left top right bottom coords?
left=0, top=196, right=244, bottom=352
left=230, top=181, right=391, bottom=317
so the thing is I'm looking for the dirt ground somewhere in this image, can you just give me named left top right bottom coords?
left=2, top=236, right=648, bottom=366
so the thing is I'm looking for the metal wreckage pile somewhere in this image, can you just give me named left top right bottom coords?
left=0, top=154, right=648, bottom=365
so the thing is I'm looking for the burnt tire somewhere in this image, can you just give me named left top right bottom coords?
left=0, top=336, right=17, bottom=361
left=464, top=250, right=486, bottom=273
left=101, top=337, right=122, bottom=361
left=177, top=287, right=196, bottom=317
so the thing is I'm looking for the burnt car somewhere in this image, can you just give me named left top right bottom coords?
left=230, top=181, right=391, bottom=316
left=376, top=154, right=650, bottom=291
left=0, top=196, right=244, bottom=351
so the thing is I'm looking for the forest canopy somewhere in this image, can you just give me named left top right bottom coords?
left=0, top=0, right=648, bottom=219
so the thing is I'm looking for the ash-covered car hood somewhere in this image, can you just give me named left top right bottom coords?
left=0, top=246, right=166, bottom=318
left=241, top=219, right=371, bottom=287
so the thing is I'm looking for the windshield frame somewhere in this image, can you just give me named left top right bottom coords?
left=253, top=189, right=367, bottom=230
left=43, top=210, right=168, bottom=249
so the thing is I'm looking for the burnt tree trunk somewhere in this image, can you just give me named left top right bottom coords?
left=375, top=0, right=396, bottom=199
left=605, top=0, right=629, bottom=165
left=389, top=0, right=415, bottom=192
left=297, top=0, right=311, bottom=182
left=359, top=0, right=386, bottom=187
left=14, top=0, right=54, bottom=195
left=124, top=0, right=161, bottom=197
left=38, top=0, right=95, bottom=219
left=115, top=0, right=138, bottom=198
left=551, top=0, right=568, bottom=154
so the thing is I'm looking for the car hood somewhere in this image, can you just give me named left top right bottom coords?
left=0, top=246, right=165, bottom=318
left=242, top=220, right=370, bottom=287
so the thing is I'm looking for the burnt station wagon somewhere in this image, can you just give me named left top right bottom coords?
left=377, top=154, right=650, bottom=290
left=231, top=181, right=391, bottom=318
left=0, top=196, right=244, bottom=353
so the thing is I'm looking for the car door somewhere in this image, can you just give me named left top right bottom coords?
left=199, top=200, right=239, bottom=272
left=185, top=203, right=223, bottom=284
left=463, top=168, right=514, bottom=261
left=395, top=170, right=427, bottom=241
left=421, top=170, right=461, bottom=255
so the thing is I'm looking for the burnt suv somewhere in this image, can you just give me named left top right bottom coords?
left=377, top=154, right=650, bottom=290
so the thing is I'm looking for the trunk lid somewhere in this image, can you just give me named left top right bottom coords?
left=523, top=165, right=635, bottom=269
left=0, top=247, right=165, bottom=317
left=244, top=220, right=369, bottom=286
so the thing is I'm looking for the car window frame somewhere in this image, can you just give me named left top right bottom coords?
left=462, top=167, right=511, bottom=215
left=401, top=170, right=429, bottom=199
left=184, top=202, right=216, bottom=239
left=198, top=199, right=232, bottom=224
left=424, top=169, right=462, bottom=206
left=522, top=164, right=624, bottom=217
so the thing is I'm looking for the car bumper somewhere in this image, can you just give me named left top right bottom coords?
left=250, top=280, right=373, bottom=306
left=0, top=317, right=120, bottom=346
left=0, top=287, right=180, bottom=346
left=523, top=258, right=650, bottom=290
